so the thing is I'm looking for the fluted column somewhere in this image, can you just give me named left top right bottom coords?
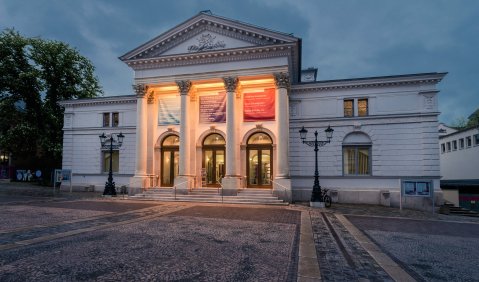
left=224, top=77, right=239, bottom=177
left=173, top=80, right=192, bottom=193
left=274, top=72, right=290, bottom=178
left=221, top=77, right=240, bottom=195
left=176, top=80, right=192, bottom=177
left=273, top=72, right=292, bottom=202
left=128, top=84, right=149, bottom=194
left=134, top=84, right=148, bottom=177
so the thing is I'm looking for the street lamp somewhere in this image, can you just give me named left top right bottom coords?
left=99, top=132, right=124, bottom=196
left=299, top=125, right=334, bottom=206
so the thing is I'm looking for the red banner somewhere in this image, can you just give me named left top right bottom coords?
left=243, top=88, right=275, bottom=121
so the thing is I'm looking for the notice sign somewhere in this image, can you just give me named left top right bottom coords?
left=199, top=92, right=226, bottom=123
left=243, top=88, right=275, bottom=121
left=158, top=95, right=180, bottom=125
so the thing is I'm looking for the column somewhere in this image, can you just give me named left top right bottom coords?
left=146, top=91, right=157, bottom=185
left=174, top=80, right=191, bottom=193
left=221, top=76, right=240, bottom=195
left=130, top=84, right=148, bottom=194
left=273, top=72, right=292, bottom=201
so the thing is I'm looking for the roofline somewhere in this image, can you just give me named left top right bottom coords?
left=292, top=72, right=447, bottom=92
left=439, top=126, right=479, bottom=139
left=58, top=95, right=136, bottom=107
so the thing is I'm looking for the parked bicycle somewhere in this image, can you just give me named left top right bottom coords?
left=322, top=188, right=332, bottom=208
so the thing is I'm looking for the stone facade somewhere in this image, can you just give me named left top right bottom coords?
left=59, top=12, right=446, bottom=210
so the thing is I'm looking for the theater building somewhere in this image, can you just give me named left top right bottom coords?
left=60, top=12, right=446, bottom=209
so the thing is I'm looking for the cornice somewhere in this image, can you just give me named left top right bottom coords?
left=58, top=95, right=137, bottom=108
left=124, top=44, right=295, bottom=71
left=291, top=72, right=447, bottom=93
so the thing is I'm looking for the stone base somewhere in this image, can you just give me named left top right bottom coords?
left=272, top=178, right=292, bottom=203
left=221, top=177, right=240, bottom=196
left=310, top=201, right=325, bottom=208
left=174, top=176, right=190, bottom=195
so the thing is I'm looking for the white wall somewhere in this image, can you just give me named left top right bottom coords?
left=440, top=128, right=479, bottom=180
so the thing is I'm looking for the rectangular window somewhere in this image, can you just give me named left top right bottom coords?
left=344, top=99, right=354, bottom=117
left=103, top=151, right=119, bottom=173
left=103, top=113, right=110, bottom=127
left=403, top=181, right=431, bottom=196
left=474, top=134, right=479, bottom=146
left=452, top=140, right=457, bottom=150
left=446, top=142, right=451, bottom=152
left=358, top=99, right=368, bottom=117
left=343, top=146, right=371, bottom=175
left=441, top=143, right=445, bottom=153
left=459, top=138, right=464, bottom=149
left=466, top=136, right=472, bottom=147
left=112, top=112, right=119, bottom=127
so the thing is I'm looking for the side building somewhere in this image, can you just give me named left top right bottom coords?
left=59, top=12, right=446, bottom=210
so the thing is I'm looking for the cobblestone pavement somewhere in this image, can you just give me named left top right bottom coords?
left=0, top=199, right=301, bottom=281
left=309, top=210, right=393, bottom=281
left=347, top=215, right=479, bottom=281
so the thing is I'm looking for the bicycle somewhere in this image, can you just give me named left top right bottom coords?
left=322, top=188, right=332, bottom=208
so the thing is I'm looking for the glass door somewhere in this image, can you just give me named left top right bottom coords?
left=203, top=148, right=225, bottom=186
left=161, top=150, right=179, bottom=187
left=246, top=133, right=273, bottom=188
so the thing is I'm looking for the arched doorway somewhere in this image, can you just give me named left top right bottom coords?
left=161, top=135, right=179, bottom=187
left=247, top=132, right=273, bottom=188
left=202, top=133, right=225, bottom=187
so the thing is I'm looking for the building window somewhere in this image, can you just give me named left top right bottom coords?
left=441, top=143, right=445, bottom=153
left=343, top=146, right=371, bottom=175
left=446, top=142, right=451, bottom=152
left=466, top=136, right=472, bottom=147
left=403, top=181, right=431, bottom=196
left=358, top=99, right=368, bottom=117
left=452, top=140, right=457, bottom=151
left=103, top=151, right=119, bottom=173
left=112, top=112, right=119, bottom=127
left=103, top=113, right=110, bottom=127
left=474, top=134, right=479, bottom=146
left=459, top=138, right=464, bottom=149
left=103, top=112, right=120, bottom=127
left=344, top=99, right=354, bottom=117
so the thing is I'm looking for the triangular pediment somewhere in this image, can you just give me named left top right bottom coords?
left=120, top=12, right=299, bottom=61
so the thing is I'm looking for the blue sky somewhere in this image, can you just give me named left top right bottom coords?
left=1, top=0, right=478, bottom=125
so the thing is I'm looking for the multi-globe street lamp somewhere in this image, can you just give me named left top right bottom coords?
left=299, top=125, right=334, bottom=206
left=99, top=132, right=124, bottom=196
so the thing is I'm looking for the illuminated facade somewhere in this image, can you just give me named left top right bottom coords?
left=60, top=12, right=446, bottom=208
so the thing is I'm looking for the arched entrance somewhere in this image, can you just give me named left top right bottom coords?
left=160, top=135, right=179, bottom=187
left=247, top=132, right=273, bottom=188
left=202, top=133, right=226, bottom=187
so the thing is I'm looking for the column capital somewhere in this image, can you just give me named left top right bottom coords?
left=176, top=80, right=192, bottom=95
left=133, top=84, right=148, bottom=98
left=147, top=91, right=155, bottom=104
left=223, top=76, right=239, bottom=92
left=273, top=72, right=290, bottom=89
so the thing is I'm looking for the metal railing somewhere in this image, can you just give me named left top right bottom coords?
left=173, top=179, right=194, bottom=201
left=270, top=179, right=289, bottom=201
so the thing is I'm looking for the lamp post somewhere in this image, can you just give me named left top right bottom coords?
left=299, top=125, right=334, bottom=205
left=99, top=132, right=124, bottom=196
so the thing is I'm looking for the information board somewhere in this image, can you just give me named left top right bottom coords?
left=158, top=95, right=180, bottom=125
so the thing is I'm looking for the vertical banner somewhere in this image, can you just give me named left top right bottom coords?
left=243, top=88, right=275, bottom=121
left=199, top=92, right=226, bottom=123
left=158, top=95, right=180, bottom=125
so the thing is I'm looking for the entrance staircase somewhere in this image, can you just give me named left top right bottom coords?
left=129, top=187, right=286, bottom=205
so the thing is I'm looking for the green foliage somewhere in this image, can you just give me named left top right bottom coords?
left=0, top=28, right=102, bottom=165
left=467, top=108, right=479, bottom=128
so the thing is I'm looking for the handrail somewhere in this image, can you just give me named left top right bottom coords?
left=270, top=179, right=288, bottom=201
left=173, top=180, right=192, bottom=201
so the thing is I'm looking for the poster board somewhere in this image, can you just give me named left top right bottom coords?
left=199, top=92, right=226, bottom=123
left=243, top=88, right=275, bottom=121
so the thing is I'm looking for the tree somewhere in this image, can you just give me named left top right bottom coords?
left=0, top=29, right=102, bottom=169
left=467, top=108, right=479, bottom=128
